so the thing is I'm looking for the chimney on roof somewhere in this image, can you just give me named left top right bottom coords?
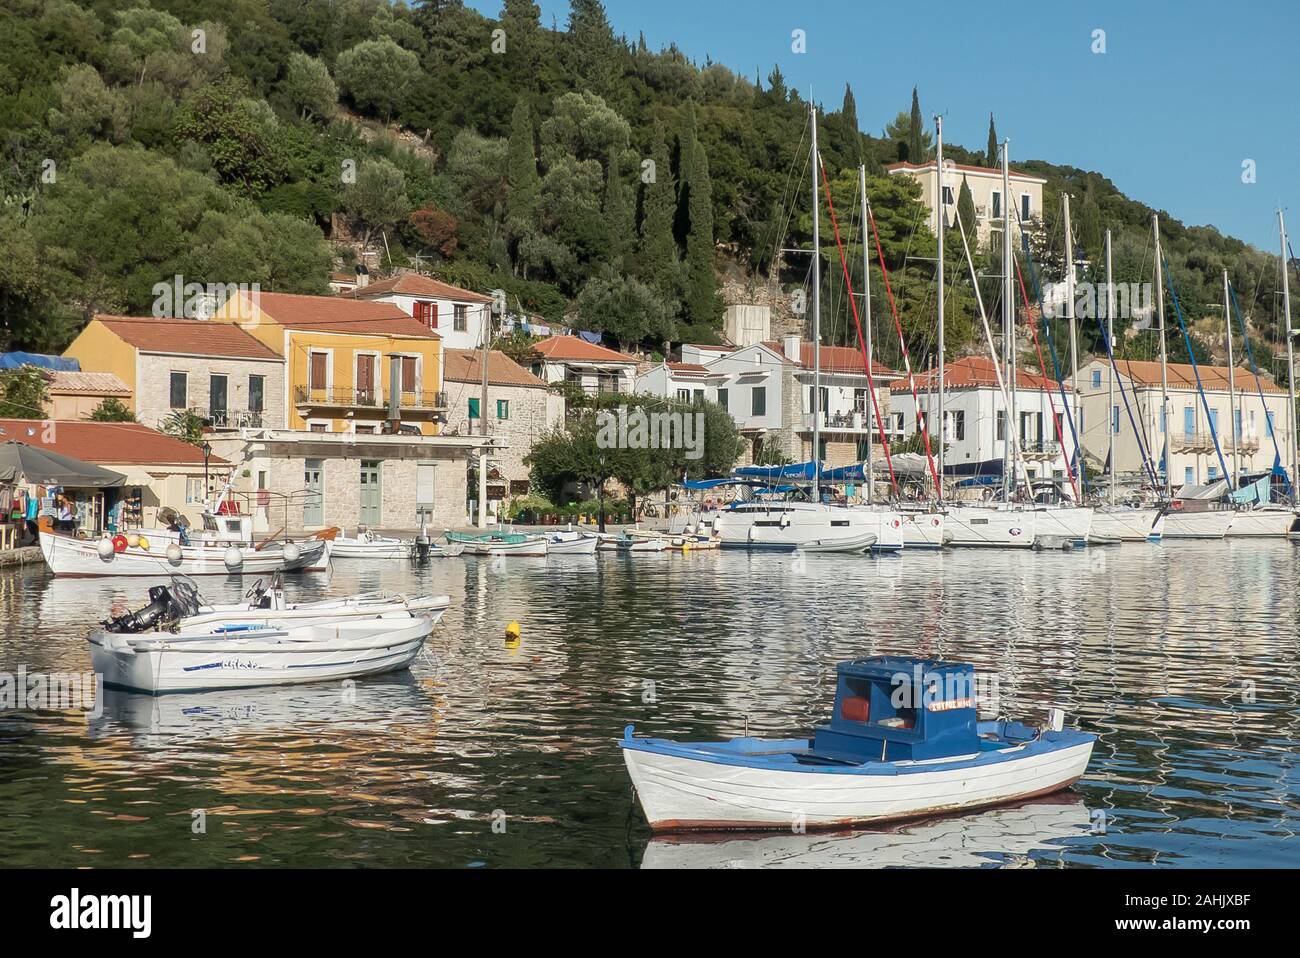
left=355, top=264, right=370, bottom=288
left=783, top=335, right=800, bottom=364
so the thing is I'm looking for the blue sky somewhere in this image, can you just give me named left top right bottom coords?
left=466, top=0, right=1297, bottom=252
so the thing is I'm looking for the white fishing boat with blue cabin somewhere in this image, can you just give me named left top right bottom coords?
left=621, top=656, right=1094, bottom=832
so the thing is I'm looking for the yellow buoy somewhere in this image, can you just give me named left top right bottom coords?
left=138, top=535, right=150, bottom=551
left=681, top=541, right=691, bottom=553
left=504, top=620, right=522, bottom=649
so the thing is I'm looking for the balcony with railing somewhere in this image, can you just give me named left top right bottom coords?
left=192, top=407, right=264, bottom=430
left=1020, top=439, right=1062, bottom=460
left=1169, top=431, right=1220, bottom=454
left=294, top=385, right=449, bottom=419
left=800, top=410, right=903, bottom=436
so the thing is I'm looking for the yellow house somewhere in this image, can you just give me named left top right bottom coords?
left=212, top=291, right=448, bottom=435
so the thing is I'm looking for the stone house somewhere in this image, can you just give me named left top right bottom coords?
left=62, top=316, right=287, bottom=431
left=529, top=336, right=639, bottom=395
left=344, top=271, right=496, bottom=352
left=886, top=159, right=1046, bottom=245
left=440, top=348, right=562, bottom=504
left=43, top=370, right=132, bottom=420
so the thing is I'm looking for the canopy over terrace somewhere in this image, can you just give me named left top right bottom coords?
left=0, top=441, right=126, bottom=487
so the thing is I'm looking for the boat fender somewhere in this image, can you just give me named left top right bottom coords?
left=138, top=535, right=150, bottom=551
left=224, top=546, right=244, bottom=569
left=111, top=534, right=128, bottom=553
left=779, top=513, right=791, bottom=528
left=165, top=543, right=184, bottom=565
left=96, top=538, right=116, bottom=560
left=126, top=533, right=140, bottom=548
left=282, top=542, right=301, bottom=563
left=1171, top=500, right=1184, bottom=511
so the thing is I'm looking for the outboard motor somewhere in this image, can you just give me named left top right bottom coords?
left=414, top=509, right=431, bottom=563
left=103, top=586, right=182, bottom=633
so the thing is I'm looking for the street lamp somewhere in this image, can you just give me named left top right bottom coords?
left=598, top=452, right=607, bottom=533
left=201, top=441, right=212, bottom=507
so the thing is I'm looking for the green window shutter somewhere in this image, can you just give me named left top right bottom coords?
left=468, top=398, right=480, bottom=419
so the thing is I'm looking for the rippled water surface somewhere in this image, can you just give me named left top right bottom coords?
left=1, top=541, right=1297, bottom=868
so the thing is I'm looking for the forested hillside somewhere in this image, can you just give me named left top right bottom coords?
left=0, top=0, right=1291, bottom=384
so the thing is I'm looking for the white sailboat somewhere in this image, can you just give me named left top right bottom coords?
left=715, top=102, right=883, bottom=553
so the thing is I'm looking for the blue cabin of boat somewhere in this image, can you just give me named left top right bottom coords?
left=810, top=657, right=979, bottom=764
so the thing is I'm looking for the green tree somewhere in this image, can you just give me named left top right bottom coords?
left=505, top=96, right=541, bottom=267
left=986, top=114, right=998, bottom=167
left=88, top=397, right=137, bottom=422
left=603, top=148, right=634, bottom=270
left=335, top=37, right=420, bottom=122
left=342, top=158, right=411, bottom=257
left=637, top=119, right=681, bottom=302
left=907, top=87, right=925, bottom=163
left=956, top=175, right=977, bottom=248
left=0, top=367, right=49, bottom=419
left=575, top=271, right=672, bottom=347
left=683, top=140, right=718, bottom=334
left=173, top=77, right=286, bottom=195
left=281, top=53, right=337, bottom=121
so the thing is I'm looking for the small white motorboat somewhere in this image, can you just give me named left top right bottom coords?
left=39, top=531, right=326, bottom=578
left=622, top=656, right=1094, bottom=832
left=545, top=530, right=599, bottom=555
left=598, top=534, right=668, bottom=553
left=331, top=531, right=413, bottom=559
left=89, top=616, right=434, bottom=694
left=444, top=530, right=548, bottom=557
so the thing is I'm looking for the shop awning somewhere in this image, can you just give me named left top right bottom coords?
left=0, top=440, right=126, bottom=488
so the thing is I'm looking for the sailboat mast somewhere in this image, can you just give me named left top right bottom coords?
left=810, top=103, right=821, bottom=502
left=1002, top=140, right=1014, bottom=500
left=859, top=163, right=874, bottom=504
left=1154, top=213, right=1171, bottom=497
left=1064, top=192, right=1079, bottom=445
left=1280, top=209, right=1297, bottom=502
left=1223, top=269, right=1239, bottom=489
left=935, top=116, right=945, bottom=502
left=1105, top=229, right=1116, bottom=507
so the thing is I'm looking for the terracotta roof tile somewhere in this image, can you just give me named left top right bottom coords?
left=1111, top=359, right=1285, bottom=394
left=761, top=340, right=900, bottom=377
left=46, top=371, right=131, bottom=396
left=886, top=160, right=1046, bottom=183
left=666, top=362, right=711, bottom=374
left=95, top=315, right=280, bottom=360
left=533, top=336, right=637, bottom=364
left=346, top=273, right=494, bottom=303
left=242, top=292, right=436, bottom=338
left=0, top=419, right=226, bottom=466
left=914, top=355, right=1069, bottom=392
left=442, top=348, right=546, bottom=388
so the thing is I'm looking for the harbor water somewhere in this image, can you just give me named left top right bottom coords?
left=0, top=541, right=1297, bottom=868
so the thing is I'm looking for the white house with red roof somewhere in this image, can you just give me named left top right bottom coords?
left=887, top=159, right=1046, bottom=244
left=529, top=336, right=639, bottom=395
left=640, top=337, right=902, bottom=467
left=890, top=355, right=1080, bottom=482
left=344, top=271, right=495, bottom=351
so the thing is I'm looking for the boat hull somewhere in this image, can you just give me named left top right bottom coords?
left=181, top=594, right=450, bottom=630
left=899, top=510, right=947, bottom=549
left=793, top=532, right=877, bottom=554
left=1162, top=509, right=1234, bottom=539
left=89, top=618, right=433, bottom=694
left=1089, top=507, right=1164, bottom=542
left=331, top=536, right=412, bottom=559
left=447, top=533, right=548, bottom=557
left=1223, top=508, right=1297, bottom=537
left=715, top=503, right=881, bottom=552
left=945, top=506, right=1037, bottom=548
left=39, top=532, right=323, bottom=577
left=1032, top=506, right=1093, bottom=546
left=546, top=533, right=599, bottom=555
left=621, top=731, right=1093, bottom=832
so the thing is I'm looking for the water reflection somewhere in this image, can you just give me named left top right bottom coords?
left=641, top=796, right=1093, bottom=869
left=0, top=541, right=1296, bottom=867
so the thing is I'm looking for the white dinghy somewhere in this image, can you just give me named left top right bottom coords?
left=545, top=529, right=600, bottom=555
left=331, top=530, right=413, bottom=559
left=90, top=616, right=434, bottom=694
left=622, top=656, right=1094, bottom=832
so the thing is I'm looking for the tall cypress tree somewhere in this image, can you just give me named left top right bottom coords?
left=986, top=113, right=998, bottom=167
left=604, top=148, right=634, bottom=270
left=505, top=96, right=540, bottom=268
left=956, top=175, right=976, bottom=245
left=685, top=141, right=717, bottom=330
left=567, top=0, right=618, bottom=95
left=639, top=119, right=680, bottom=298
left=907, top=87, right=924, bottom=162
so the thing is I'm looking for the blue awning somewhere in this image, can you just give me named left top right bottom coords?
left=733, top=460, right=818, bottom=481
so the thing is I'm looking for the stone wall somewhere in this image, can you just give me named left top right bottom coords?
left=441, top=382, right=551, bottom=488
left=136, top=353, right=286, bottom=430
